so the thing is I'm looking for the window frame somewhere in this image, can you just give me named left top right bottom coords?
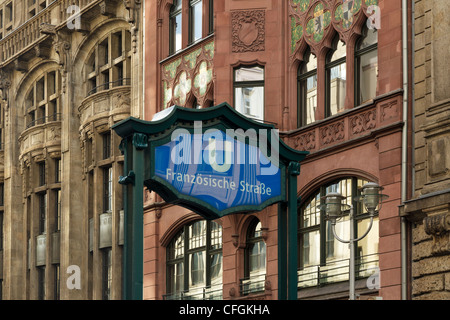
left=245, top=219, right=266, bottom=279
left=233, top=65, right=265, bottom=122
left=354, top=26, right=378, bottom=107
left=102, top=166, right=113, bottom=213
left=189, top=0, right=203, bottom=44
left=86, top=30, right=132, bottom=97
left=325, top=36, right=347, bottom=119
left=101, top=247, right=112, bottom=300
left=298, top=49, right=318, bottom=128
left=169, top=0, right=183, bottom=55
left=165, top=220, right=223, bottom=299
left=298, top=177, right=378, bottom=287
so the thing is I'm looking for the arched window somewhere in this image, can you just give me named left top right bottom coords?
left=326, top=36, right=347, bottom=117
left=355, top=25, right=378, bottom=106
left=166, top=220, right=223, bottom=300
left=242, top=219, right=266, bottom=295
left=298, top=177, right=379, bottom=289
left=298, top=48, right=318, bottom=127
left=25, top=70, right=61, bottom=128
left=169, top=0, right=183, bottom=54
left=85, top=29, right=131, bottom=97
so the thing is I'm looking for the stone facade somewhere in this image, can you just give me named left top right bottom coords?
left=401, top=0, right=450, bottom=300
left=0, top=0, right=144, bottom=299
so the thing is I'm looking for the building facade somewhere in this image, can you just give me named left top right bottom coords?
left=0, top=0, right=144, bottom=299
left=401, top=0, right=450, bottom=300
left=143, top=0, right=411, bottom=300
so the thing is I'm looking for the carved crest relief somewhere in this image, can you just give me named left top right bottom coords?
left=231, top=10, right=265, bottom=53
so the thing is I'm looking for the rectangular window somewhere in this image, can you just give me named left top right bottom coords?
left=103, top=132, right=111, bottom=159
left=38, top=267, right=45, bottom=300
left=170, top=0, right=182, bottom=54
left=39, top=162, right=46, bottom=186
left=103, top=167, right=113, bottom=213
left=55, top=158, right=61, bottom=183
left=38, top=193, right=47, bottom=234
left=0, top=212, right=3, bottom=251
left=102, top=248, right=112, bottom=300
left=208, top=0, right=213, bottom=34
left=0, top=183, right=3, bottom=206
left=55, top=189, right=61, bottom=231
left=189, top=0, right=202, bottom=43
left=6, top=2, right=12, bottom=22
left=54, top=265, right=60, bottom=300
left=234, top=66, right=265, bottom=122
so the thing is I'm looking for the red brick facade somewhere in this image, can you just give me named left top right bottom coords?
left=143, top=0, right=406, bottom=300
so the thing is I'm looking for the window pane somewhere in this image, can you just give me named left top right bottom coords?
left=235, top=86, right=264, bottom=120
left=357, top=217, right=379, bottom=277
left=358, top=28, right=377, bottom=50
left=192, top=0, right=202, bottom=42
left=304, top=53, right=317, bottom=72
left=189, top=221, right=206, bottom=249
left=173, top=0, right=182, bottom=11
left=249, top=241, right=266, bottom=275
left=330, top=40, right=346, bottom=62
left=210, top=253, right=222, bottom=285
left=189, top=251, right=205, bottom=287
left=168, top=262, right=184, bottom=294
left=168, top=231, right=184, bottom=260
left=300, top=74, right=317, bottom=126
left=235, top=66, right=264, bottom=82
left=210, top=221, right=222, bottom=250
left=358, top=49, right=378, bottom=104
left=301, top=193, right=320, bottom=228
left=301, top=230, right=320, bottom=267
left=171, top=13, right=182, bottom=52
left=328, top=62, right=346, bottom=116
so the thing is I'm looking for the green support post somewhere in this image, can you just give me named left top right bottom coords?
left=120, top=133, right=147, bottom=300
left=288, top=162, right=300, bottom=300
left=278, top=202, right=287, bottom=300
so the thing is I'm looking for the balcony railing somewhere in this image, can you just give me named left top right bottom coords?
left=163, top=285, right=223, bottom=300
left=240, top=274, right=266, bottom=296
left=297, top=253, right=379, bottom=289
left=26, top=113, right=62, bottom=129
left=87, top=78, right=131, bottom=97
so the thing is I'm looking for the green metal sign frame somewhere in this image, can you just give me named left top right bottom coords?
left=112, top=103, right=309, bottom=300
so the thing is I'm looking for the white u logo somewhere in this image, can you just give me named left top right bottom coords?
left=208, top=138, right=232, bottom=173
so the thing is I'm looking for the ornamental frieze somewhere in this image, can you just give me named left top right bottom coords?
left=289, top=0, right=379, bottom=57
left=161, top=40, right=214, bottom=110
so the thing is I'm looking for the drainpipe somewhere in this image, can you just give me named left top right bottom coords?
left=401, top=0, right=412, bottom=301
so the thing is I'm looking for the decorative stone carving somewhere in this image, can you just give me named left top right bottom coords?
left=231, top=10, right=265, bottom=53
left=40, top=24, right=71, bottom=93
left=161, top=40, right=214, bottom=109
left=424, top=211, right=450, bottom=255
left=0, top=69, right=11, bottom=100
left=124, top=0, right=141, bottom=53
left=320, top=120, right=345, bottom=146
left=350, top=109, right=376, bottom=135
left=294, top=131, right=316, bottom=151
left=380, top=101, right=399, bottom=122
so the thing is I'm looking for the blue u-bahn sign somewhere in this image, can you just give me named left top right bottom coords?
left=152, top=124, right=284, bottom=218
